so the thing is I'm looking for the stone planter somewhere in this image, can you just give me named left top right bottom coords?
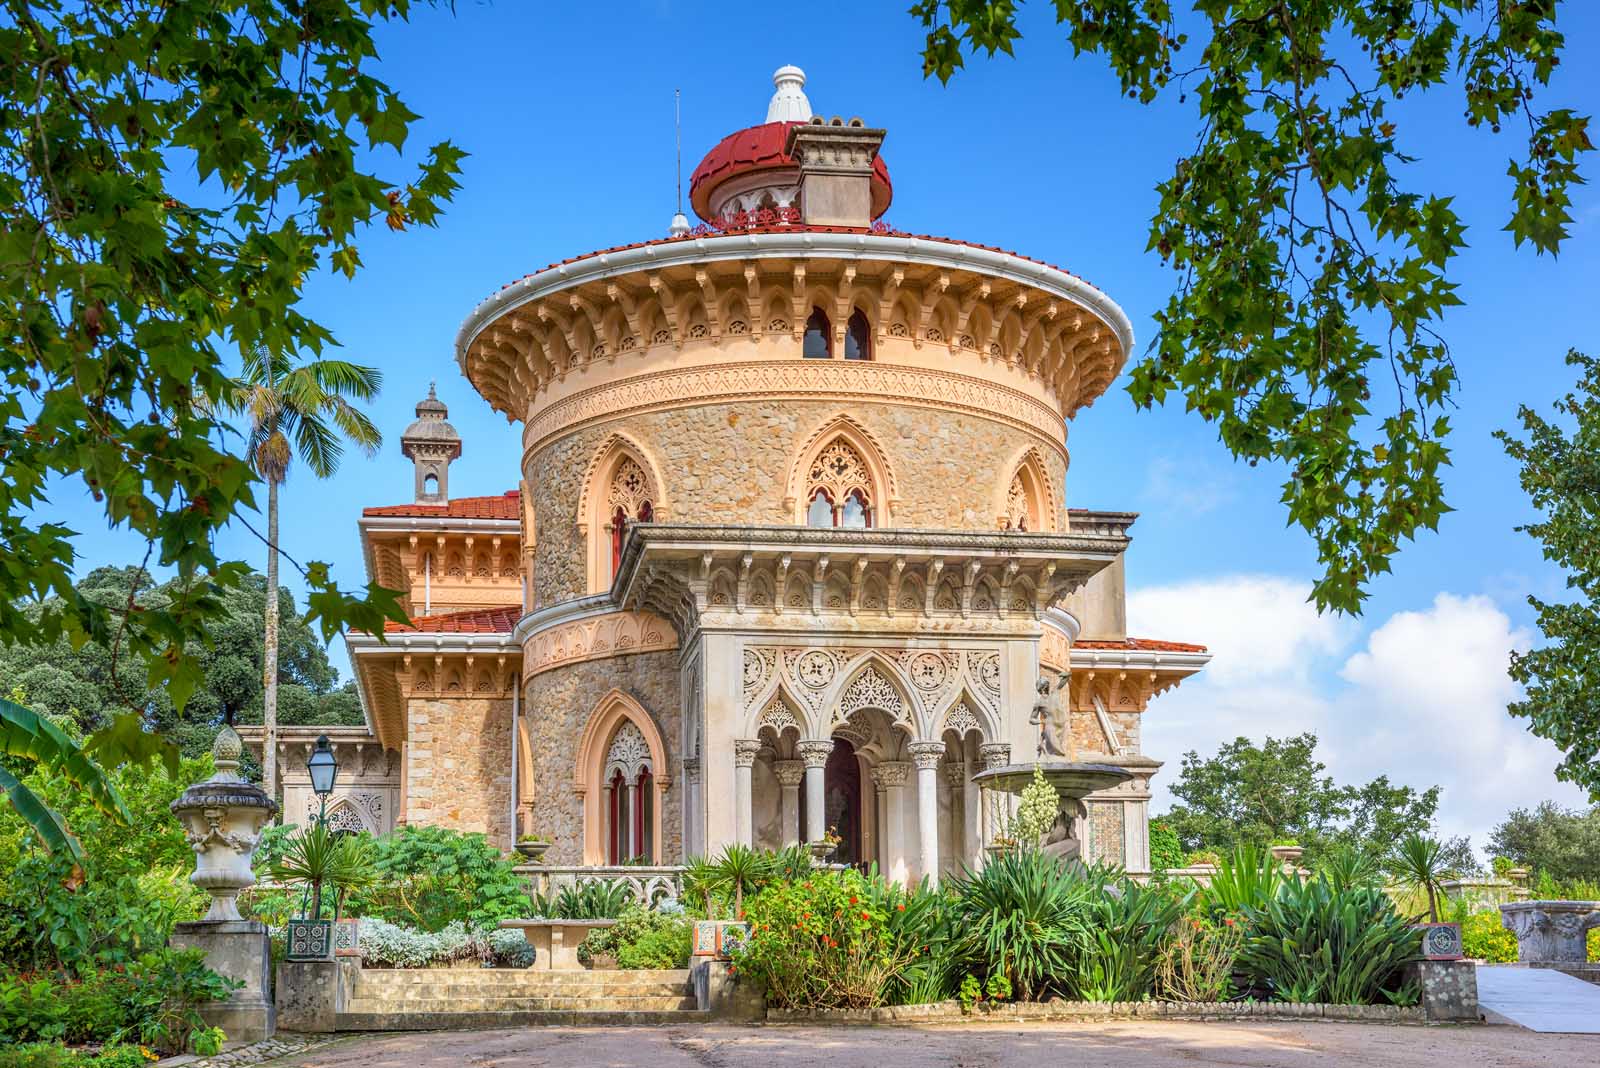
left=1269, top=844, right=1305, bottom=867
left=286, top=918, right=334, bottom=961
left=808, top=839, right=839, bottom=864
left=515, top=840, right=551, bottom=863
left=1411, top=921, right=1463, bottom=960
left=1500, top=900, right=1600, bottom=963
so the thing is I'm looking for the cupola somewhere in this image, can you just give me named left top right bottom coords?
left=400, top=383, right=462, bottom=504
left=688, top=66, right=892, bottom=226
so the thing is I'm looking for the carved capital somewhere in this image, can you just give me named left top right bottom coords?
left=908, top=741, right=945, bottom=771
left=979, top=742, right=1011, bottom=770
left=797, top=739, right=835, bottom=769
left=683, top=757, right=701, bottom=784
left=733, top=739, right=763, bottom=768
left=872, top=761, right=911, bottom=789
left=944, top=761, right=968, bottom=788
left=773, top=759, right=806, bottom=788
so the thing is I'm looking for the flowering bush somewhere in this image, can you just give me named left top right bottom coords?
left=0, top=1043, right=156, bottom=1068
left=737, top=869, right=910, bottom=1010
left=577, top=905, right=692, bottom=969
left=1458, top=910, right=1517, bottom=963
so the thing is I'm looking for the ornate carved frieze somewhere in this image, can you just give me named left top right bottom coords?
left=525, top=610, right=676, bottom=677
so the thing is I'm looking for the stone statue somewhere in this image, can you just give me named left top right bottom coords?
left=1027, top=675, right=1075, bottom=759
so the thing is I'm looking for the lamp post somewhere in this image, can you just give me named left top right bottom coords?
left=307, top=734, right=339, bottom=829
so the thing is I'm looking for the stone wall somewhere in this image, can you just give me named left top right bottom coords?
left=523, top=650, right=682, bottom=864
left=402, top=695, right=514, bottom=847
left=527, top=399, right=1065, bottom=604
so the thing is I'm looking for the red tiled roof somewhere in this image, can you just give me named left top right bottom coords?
left=363, top=491, right=520, bottom=520
left=489, top=225, right=1099, bottom=299
left=688, top=121, right=892, bottom=221
left=1075, top=637, right=1208, bottom=653
left=384, top=604, right=520, bottom=634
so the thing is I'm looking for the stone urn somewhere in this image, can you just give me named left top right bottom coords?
left=1500, top=900, right=1600, bottom=963
left=170, top=723, right=278, bottom=921
left=808, top=838, right=839, bottom=864
left=1269, top=844, right=1305, bottom=868
left=515, top=839, right=551, bottom=863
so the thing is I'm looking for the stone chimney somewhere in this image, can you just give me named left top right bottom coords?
left=785, top=117, right=887, bottom=229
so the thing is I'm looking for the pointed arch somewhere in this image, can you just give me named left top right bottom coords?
left=822, top=654, right=916, bottom=736
left=574, top=689, right=671, bottom=864
left=577, top=431, right=668, bottom=593
left=784, top=413, right=898, bottom=526
left=928, top=690, right=999, bottom=746
left=995, top=444, right=1060, bottom=532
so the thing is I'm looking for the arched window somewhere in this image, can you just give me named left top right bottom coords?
left=603, top=721, right=653, bottom=864
left=844, top=309, right=871, bottom=361
left=423, top=473, right=439, bottom=496
left=603, top=455, right=655, bottom=583
left=805, top=438, right=874, bottom=528
left=802, top=307, right=832, bottom=358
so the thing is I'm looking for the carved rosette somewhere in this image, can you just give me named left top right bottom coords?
left=944, top=761, right=969, bottom=788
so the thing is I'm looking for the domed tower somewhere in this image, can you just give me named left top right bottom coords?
left=400, top=383, right=462, bottom=504
left=339, top=66, right=1209, bottom=876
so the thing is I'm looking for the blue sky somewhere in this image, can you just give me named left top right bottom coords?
left=55, top=3, right=1600, bottom=848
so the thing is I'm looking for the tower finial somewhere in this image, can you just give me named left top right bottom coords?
left=402, top=383, right=461, bottom=504
left=767, top=65, right=812, bottom=123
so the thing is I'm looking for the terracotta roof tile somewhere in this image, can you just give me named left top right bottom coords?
left=1075, top=637, right=1208, bottom=653
left=490, top=225, right=1097, bottom=298
left=384, top=604, right=520, bottom=634
left=363, top=490, right=520, bottom=520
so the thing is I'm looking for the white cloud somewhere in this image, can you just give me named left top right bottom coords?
left=1131, top=578, right=1589, bottom=853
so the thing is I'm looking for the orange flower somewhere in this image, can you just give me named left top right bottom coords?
left=896, top=903, right=906, bottom=912
left=1223, top=917, right=1235, bottom=926
left=849, top=895, right=859, bottom=905
left=860, top=911, right=870, bottom=920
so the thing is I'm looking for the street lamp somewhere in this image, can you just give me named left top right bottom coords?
left=307, top=734, right=339, bottom=827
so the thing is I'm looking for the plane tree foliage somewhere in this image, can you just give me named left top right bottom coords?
left=912, top=0, right=1591, bottom=613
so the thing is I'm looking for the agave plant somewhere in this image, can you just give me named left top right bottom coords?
left=1069, top=870, right=1195, bottom=1002
left=0, top=695, right=130, bottom=861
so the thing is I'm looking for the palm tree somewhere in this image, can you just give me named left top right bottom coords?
left=712, top=844, right=773, bottom=918
left=224, top=348, right=382, bottom=807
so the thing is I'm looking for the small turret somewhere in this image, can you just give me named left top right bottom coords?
left=400, top=383, right=461, bottom=504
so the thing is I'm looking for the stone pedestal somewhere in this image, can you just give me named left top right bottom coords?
left=1407, top=959, right=1479, bottom=1022
left=170, top=920, right=275, bottom=1042
left=1500, top=900, right=1600, bottom=963
left=692, top=958, right=765, bottom=1021
left=275, top=958, right=358, bottom=1033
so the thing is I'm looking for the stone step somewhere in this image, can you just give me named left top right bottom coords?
left=335, top=1009, right=708, bottom=1031
left=345, top=995, right=700, bottom=1013
left=353, top=981, right=692, bottom=1000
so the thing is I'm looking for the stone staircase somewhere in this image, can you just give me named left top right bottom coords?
left=336, top=967, right=706, bottom=1030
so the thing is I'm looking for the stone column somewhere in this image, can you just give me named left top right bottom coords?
left=774, top=760, right=805, bottom=846
left=733, top=739, right=762, bottom=847
left=909, top=743, right=944, bottom=886
left=600, top=781, right=615, bottom=861
left=979, top=742, right=1011, bottom=852
left=872, top=761, right=912, bottom=884
left=873, top=775, right=889, bottom=870
left=683, top=757, right=702, bottom=858
left=945, top=761, right=969, bottom=874
left=625, top=779, right=641, bottom=861
left=797, top=739, right=834, bottom=844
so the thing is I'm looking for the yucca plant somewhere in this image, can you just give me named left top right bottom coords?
left=682, top=855, right=721, bottom=917
left=711, top=844, right=773, bottom=917
left=947, top=849, right=1094, bottom=1001
left=1072, top=871, right=1195, bottom=1002
left=1235, top=874, right=1422, bottom=1004
left=0, top=695, right=130, bottom=862
left=1202, top=844, right=1285, bottom=916
left=271, top=824, right=376, bottom=920
left=1390, top=834, right=1451, bottom=923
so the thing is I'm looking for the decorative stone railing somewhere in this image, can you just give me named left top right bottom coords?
left=1500, top=900, right=1600, bottom=963
left=513, top=864, right=685, bottom=907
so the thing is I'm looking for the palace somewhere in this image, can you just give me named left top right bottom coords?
left=245, top=67, right=1209, bottom=883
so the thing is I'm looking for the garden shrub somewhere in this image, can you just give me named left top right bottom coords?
left=1234, top=875, right=1421, bottom=1005
left=0, top=1043, right=153, bottom=1068
left=1068, top=872, right=1194, bottom=1002
left=945, top=850, right=1094, bottom=1002
left=530, top=879, right=632, bottom=921
left=737, top=869, right=908, bottom=1010
left=1156, top=916, right=1244, bottom=1002
left=346, top=826, right=530, bottom=932
left=1148, top=820, right=1184, bottom=874
left=578, top=905, right=692, bottom=969
left=861, top=874, right=953, bottom=1005
left=1459, top=910, right=1517, bottom=963
left=354, top=919, right=533, bottom=969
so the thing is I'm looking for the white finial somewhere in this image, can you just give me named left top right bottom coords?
left=669, top=211, right=690, bottom=236
left=767, top=65, right=812, bottom=123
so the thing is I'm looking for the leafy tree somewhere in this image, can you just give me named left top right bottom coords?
left=0, top=0, right=458, bottom=846
left=1494, top=349, right=1600, bottom=796
left=1161, top=733, right=1444, bottom=862
left=220, top=348, right=381, bottom=801
left=1488, top=800, right=1600, bottom=884
left=0, top=566, right=363, bottom=760
left=912, top=1, right=1591, bottom=613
